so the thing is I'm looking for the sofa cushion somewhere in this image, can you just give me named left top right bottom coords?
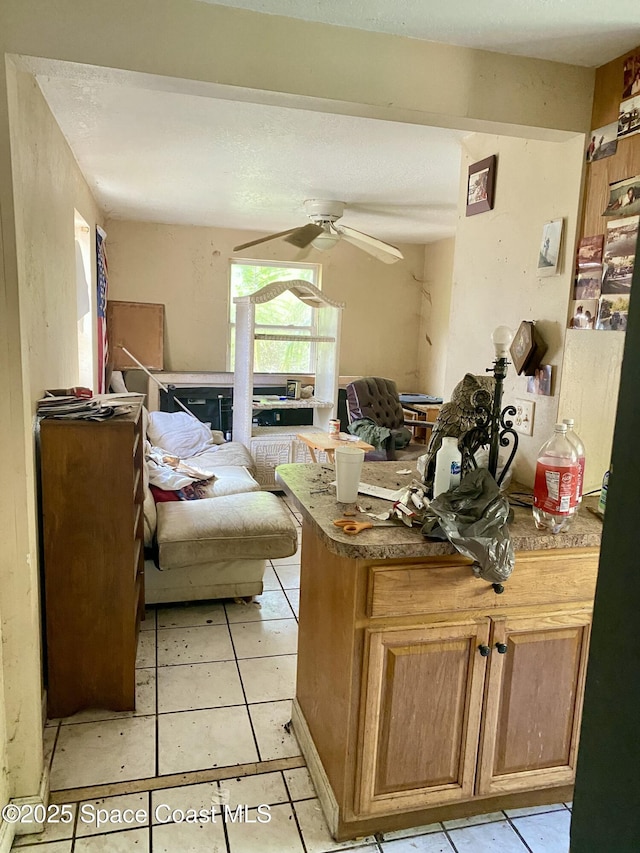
left=196, top=466, right=261, bottom=498
left=142, top=450, right=157, bottom=547
left=148, top=411, right=214, bottom=457
left=157, top=492, right=298, bottom=568
left=187, top=442, right=257, bottom=476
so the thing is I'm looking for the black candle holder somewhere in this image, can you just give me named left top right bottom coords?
left=459, top=354, right=519, bottom=487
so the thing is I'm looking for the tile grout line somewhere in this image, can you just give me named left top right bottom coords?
left=148, top=789, right=153, bottom=853
left=502, top=811, right=537, bottom=853
left=442, top=812, right=534, bottom=853
left=224, top=598, right=263, bottom=766
left=216, top=779, right=232, bottom=853
left=69, top=789, right=80, bottom=852
left=282, top=775, right=309, bottom=853
left=154, top=607, right=159, bottom=780
left=47, top=721, right=62, bottom=790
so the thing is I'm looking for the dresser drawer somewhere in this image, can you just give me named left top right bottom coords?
left=366, top=548, right=599, bottom=619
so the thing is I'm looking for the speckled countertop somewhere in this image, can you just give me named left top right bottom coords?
left=275, top=462, right=602, bottom=560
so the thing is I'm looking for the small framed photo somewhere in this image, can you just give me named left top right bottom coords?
left=575, top=269, right=602, bottom=300
left=569, top=299, right=598, bottom=329
left=466, top=155, right=496, bottom=216
left=577, top=234, right=604, bottom=268
left=603, top=175, right=640, bottom=217
left=596, top=294, right=630, bottom=331
left=618, top=94, right=640, bottom=139
left=537, top=218, right=564, bottom=277
left=623, top=52, right=640, bottom=99
left=586, top=123, right=618, bottom=162
left=526, top=365, right=553, bottom=396
left=286, top=379, right=301, bottom=399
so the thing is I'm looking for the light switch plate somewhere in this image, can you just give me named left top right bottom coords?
left=513, top=398, right=535, bottom=435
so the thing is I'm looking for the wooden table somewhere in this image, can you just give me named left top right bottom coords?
left=402, top=403, right=441, bottom=444
left=296, top=431, right=374, bottom=463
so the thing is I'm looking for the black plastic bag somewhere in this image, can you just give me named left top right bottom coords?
left=421, top=467, right=514, bottom=583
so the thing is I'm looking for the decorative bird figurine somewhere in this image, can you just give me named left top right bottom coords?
left=422, top=373, right=495, bottom=494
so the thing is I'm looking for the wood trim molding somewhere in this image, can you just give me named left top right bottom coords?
left=0, top=818, right=16, bottom=853
left=6, top=759, right=50, bottom=839
left=291, top=698, right=340, bottom=836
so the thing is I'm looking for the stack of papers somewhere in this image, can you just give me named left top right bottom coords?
left=37, top=393, right=138, bottom=421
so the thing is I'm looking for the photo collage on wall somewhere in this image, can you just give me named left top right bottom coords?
left=574, top=51, right=640, bottom=332
left=619, top=51, right=640, bottom=140
left=571, top=218, right=639, bottom=331
left=586, top=50, right=640, bottom=162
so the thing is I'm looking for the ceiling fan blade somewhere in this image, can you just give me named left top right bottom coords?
left=294, top=245, right=313, bottom=262
left=233, top=227, right=300, bottom=252
left=283, top=223, right=324, bottom=248
left=335, top=225, right=404, bottom=264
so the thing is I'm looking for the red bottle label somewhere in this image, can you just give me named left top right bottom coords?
left=534, top=462, right=579, bottom=515
left=576, top=456, right=585, bottom=500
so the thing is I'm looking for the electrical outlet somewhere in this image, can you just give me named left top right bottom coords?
left=513, top=398, right=535, bottom=436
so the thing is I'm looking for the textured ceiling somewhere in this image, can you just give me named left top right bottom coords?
left=37, top=73, right=464, bottom=244
left=197, top=0, right=640, bottom=67
left=33, top=2, right=640, bottom=244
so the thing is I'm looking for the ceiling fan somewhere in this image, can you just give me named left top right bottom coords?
left=233, top=199, right=404, bottom=264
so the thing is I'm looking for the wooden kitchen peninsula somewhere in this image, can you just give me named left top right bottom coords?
left=275, top=462, right=602, bottom=841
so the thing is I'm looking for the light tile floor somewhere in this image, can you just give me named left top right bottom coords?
left=14, top=498, right=573, bottom=852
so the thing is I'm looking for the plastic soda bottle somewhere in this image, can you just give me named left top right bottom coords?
left=598, top=469, right=609, bottom=516
left=563, top=418, right=585, bottom=504
left=533, top=423, right=580, bottom=533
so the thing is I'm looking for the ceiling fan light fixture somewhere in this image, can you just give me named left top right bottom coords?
left=234, top=199, right=401, bottom=262
left=310, top=230, right=340, bottom=251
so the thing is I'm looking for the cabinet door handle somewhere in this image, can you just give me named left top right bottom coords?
left=495, top=642, right=508, bottom=654
left=492, top=583, right=505, bottom=594
left=478, top=644, right=491, bottom=657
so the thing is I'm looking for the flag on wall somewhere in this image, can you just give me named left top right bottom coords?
left=96, top=226, right=109, bottom=393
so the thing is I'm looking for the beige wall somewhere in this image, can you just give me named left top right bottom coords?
left=11, top=72, right=102, bottom=399
left=447, top=133, right=586, bottom=486
left=0, top=62, right=102, bottom=813
left=0, top=0, right=596, bottom=817
left=418, top=238, right=455, bottom=396
left=105, top=220, right=426, bottom=389
left=5, top=1, right=593, bottom=138
left=557, top=331, right=624, bottom=492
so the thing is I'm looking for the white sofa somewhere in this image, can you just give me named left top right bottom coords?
left=142, top=412, right=298, bottom=604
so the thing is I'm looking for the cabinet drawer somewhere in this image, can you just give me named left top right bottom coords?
left=366, top=548, right=599, bottom=619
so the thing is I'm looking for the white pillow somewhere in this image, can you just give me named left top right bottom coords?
left=147, top=411, right=213, bottom=458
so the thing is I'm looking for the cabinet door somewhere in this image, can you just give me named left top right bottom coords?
left=356, top=619, right=490, bottom=816
left=477, top=610, right=591, bottom=795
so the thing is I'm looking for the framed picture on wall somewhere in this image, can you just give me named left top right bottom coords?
left=526, top=365, right=553, bottom=395
left=466, top=155, right=496, bottom=216
left=537, top=218, right=564, bottom=276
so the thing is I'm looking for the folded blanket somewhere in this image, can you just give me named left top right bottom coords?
left=348, top=418, right=412, bottom=451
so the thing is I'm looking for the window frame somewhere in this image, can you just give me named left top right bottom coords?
left=228, top=258, right=321, bottom=372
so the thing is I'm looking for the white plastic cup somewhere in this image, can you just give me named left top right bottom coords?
left=334, top=446, right=365, bottom=503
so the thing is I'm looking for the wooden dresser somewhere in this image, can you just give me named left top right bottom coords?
left=39, top=402, right=145, bottom=718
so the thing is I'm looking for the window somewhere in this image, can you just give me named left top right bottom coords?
left=229, top=260, right=321, bottom=372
